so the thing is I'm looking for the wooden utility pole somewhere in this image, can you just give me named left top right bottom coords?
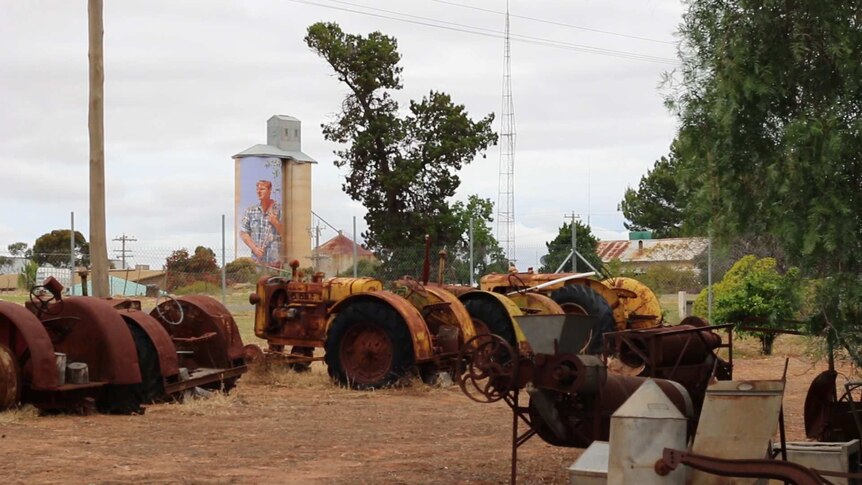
left=88, top=0, right=109, bottom=297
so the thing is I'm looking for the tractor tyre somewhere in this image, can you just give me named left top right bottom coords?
left=0, top=343, right=21, bottom=411
left=463, top=298, right=517, bottom=347
left=100, top=322, right=164, bottom=414
left=325, top=300, right=414, bottom=389
left=550, top=284, right=615, bottom=354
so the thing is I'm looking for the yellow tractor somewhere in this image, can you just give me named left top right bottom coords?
left=247, top=259, right=484, bottom=389
left=475, top=270, right=663, bottom=353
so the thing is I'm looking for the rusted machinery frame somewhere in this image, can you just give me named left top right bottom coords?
left=164, top=365, right=247, bottom=395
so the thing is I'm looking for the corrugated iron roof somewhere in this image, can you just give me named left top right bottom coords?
left=317, top=234, right=374, bottom=257
left=233, top=144, right=317, bottom=163
left=596, top=237, right=708, bottom=263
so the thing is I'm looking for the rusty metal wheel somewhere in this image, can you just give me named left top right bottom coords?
left=325, top=301, right=414, bottom=389
left=0, top=343, right=21, bottom=411
left=456, top=334, right=516, bottom=403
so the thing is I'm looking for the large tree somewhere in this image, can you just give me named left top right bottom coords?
left=620, top=145, right=697, bottom=238
left=671, top=1, right=862, bottom=360
left=305, top=22, right=497, bottom=254
left=449, top=195, right=507, bottom=283
left=539, top=221, right=601, bottom=274
left=31, top=230, right=89, bottom=268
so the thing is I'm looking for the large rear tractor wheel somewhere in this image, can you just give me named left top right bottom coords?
left=0, top=343, right=21, bottom=411
left=550, top=285, right=615, bottom=354
left=325, top=301, right=414, bottom=389
left=463, top=298, right=517, bottom=347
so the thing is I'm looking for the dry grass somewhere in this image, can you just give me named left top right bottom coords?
left=0, top=405, right=39, bottom=424
left=153, top=388, right=245, bottom=417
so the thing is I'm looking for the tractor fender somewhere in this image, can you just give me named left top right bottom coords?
left=458, top=290, right=528, bottom=346
left=424, top=286, right=478, bottom=345
left=39, top=297, right=142, bottom=385
left=506, top=292, right=565, bottom=316
left=601, top=277, right=663, bottom=329
left=117, top=309, right=180, bottom=378
left=329, top=291, right=435, bottom=363
left=0, top=302, right=58, bottom=390
left=151, top=295, right=246, bottom=368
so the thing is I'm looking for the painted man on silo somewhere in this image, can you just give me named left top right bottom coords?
left=240, top=178, right=283, bottom=267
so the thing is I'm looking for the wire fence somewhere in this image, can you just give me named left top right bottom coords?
left=1, top=243, right=743, bottom=305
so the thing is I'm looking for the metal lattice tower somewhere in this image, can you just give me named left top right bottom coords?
left=496, top=2, right=516, bottom=262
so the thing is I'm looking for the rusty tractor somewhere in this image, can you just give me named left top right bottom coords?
left=0, top=277, right=247, bottom=414
left=248, top=258, right=487, bottom=389
left=456, top=312, right=732, bottom=479
left=476, top=269, right=664, bottom=353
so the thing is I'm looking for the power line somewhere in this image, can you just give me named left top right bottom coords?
left=429, top=0, right=676, bottom=45
left=287, top=0, right=677, bottom=65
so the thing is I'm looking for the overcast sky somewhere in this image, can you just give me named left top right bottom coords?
left=0, top=0, right=684, bottom=269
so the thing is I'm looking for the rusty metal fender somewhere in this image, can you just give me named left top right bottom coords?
left=39, top=297, right=142, bottom=385
left=0, top=302, right=58, bottom=390
left=601, top=276, right=663, bottom=329
left=329, top=291, right=435, bottom=363
left=458, top=290, right=528, bottom=347
left=424, top=286, right=477, bottom=344
left=506, top=292, right=564, bottom=316
left=151, top=295, right=246, bottom=368
left=116, top=309, right=180, bottom=378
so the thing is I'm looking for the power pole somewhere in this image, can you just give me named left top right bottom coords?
left=307, top=222, right=325, bottom=273
left=88, top=0, right=108, bottom=297
left=112, top=233, right=137, bottom=269
left=565, top=212, right=580, bottom=272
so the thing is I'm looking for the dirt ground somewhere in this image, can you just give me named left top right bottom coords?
left=0, top=335, right=855, bottom=484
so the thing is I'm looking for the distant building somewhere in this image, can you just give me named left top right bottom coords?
left=315, top=233, right=376, bottom=277
left=597, top=237, right=708, bottom=274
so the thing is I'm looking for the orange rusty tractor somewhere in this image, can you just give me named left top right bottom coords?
left=247, top=263, right=482, bottom=389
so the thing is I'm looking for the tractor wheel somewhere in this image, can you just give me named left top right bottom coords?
left=550, top=284, right=615, bottom=354
left=325, top=301, right=414, bottom=389
left=463, top=298, right=517, bottom=347
left=100, top=322, right=164, bottom=414
left=0, top=343, right=21, bottom=411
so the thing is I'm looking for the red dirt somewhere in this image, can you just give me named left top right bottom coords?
left=0, top=336, right=854, bottom=484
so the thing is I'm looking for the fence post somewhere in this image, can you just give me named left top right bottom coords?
left=70, top=211, right=75, bottom=295
left=678, top=291, right=687, bottom=321
left=707, top=233, right=713, bottom=323
left=221, top=214, right=226, bottom=304
left=469, top=218, right=474, bottom=286
left=353, top=216, right=358, bottom=278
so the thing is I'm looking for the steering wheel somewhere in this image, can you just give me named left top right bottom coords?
left=398, top=275, right=428, bottom=299
left=456, top=334, right=518, bottom=403
left=155, top=295, right=185, bottom=326
left=507, top=273, right=529, bottom=294
left=29, top=285, right=63, bottom=316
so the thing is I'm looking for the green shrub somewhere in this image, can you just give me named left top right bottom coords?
left=174, top=280, right=220, bottom=295
left=693, top=255, right=803, bottom=354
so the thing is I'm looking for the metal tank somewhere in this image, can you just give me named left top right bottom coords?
left=607, top=378, right=687, bottom=485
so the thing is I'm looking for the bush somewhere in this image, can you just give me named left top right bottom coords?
left=225, top=257, right=260, bottom=285
left=173, top=280, right=221, bottom=296
left=693, top=255, right=803, bottom=355
left=625, top=263, right=702, bottom=295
